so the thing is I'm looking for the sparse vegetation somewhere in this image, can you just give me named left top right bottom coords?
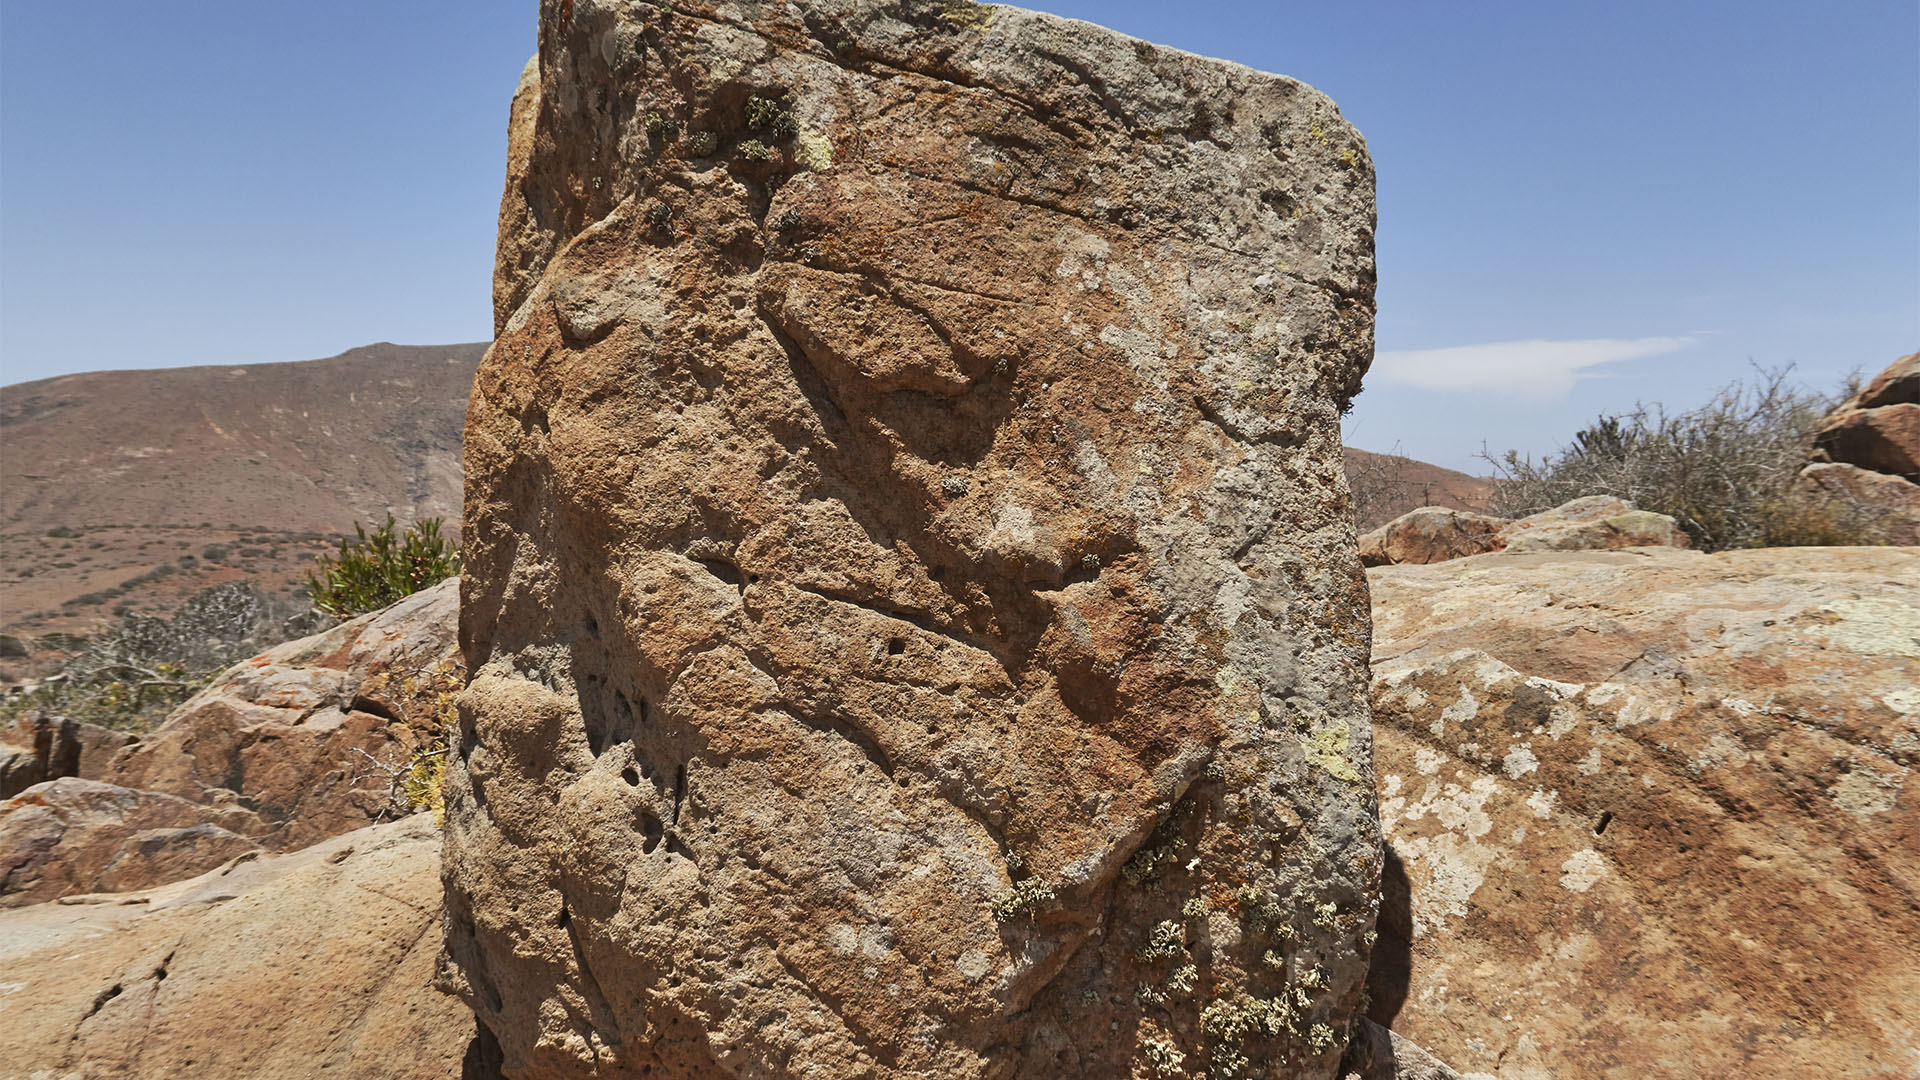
left=0, top=581, right=310, bottom=732
left=347, top=657, right=463, bottom=826
left=1486, top=366, right=1892, bottom=551
left=306, top=515, right=461, bottom=619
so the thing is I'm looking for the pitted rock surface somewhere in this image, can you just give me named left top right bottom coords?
left=444, top=3, right=1379, bottom=1078
left=1366, top=546, right=1920, bottom=1078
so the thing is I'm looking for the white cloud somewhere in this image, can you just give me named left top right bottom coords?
left=1370, top=336, right=1694, bottom=399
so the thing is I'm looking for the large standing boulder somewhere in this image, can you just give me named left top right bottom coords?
left=1365, top=546, right=1920, bottom=1078
left=0, top=813, right=480, bottom=1080
left=1811, top=351, right=1919, bottom=481
left=445, top=2, right=1380, bottom=1077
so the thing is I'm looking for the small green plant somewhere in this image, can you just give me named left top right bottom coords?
left=743, top=94, right=796, bottom=138
left=684, top=130, right=717, bottom=157
left=738, top=138, right=772, bottom=163
left=306, top=515, right=461, bottom=619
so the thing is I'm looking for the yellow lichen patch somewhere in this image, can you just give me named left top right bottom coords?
left=794, top=126, right=834, bottom=172
left=1302, top=719, right=1361, bottom=783
left=938, top=2, right=995, bottom=31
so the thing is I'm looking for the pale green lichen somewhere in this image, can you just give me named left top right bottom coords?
left=990, top=878, right=1055, bottom=921
left=1137, top=919, right=1185, bottom=963
left=1141, top=1036, right=1185, bottom=1076
left=1168, top=963, right=1198, bottom=995
left=937, top=1, right=994, bottom=31
left=794, top=126, right=834, bottom=171
left=1301, top=719, right=1361, bottom=783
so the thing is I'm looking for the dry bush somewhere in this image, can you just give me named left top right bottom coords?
left=1485, top=366, right=1890, bottom=552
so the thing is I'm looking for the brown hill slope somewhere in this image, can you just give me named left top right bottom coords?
left=0, top=343, right=483, bottom=639
left=3, top=342, right=484, bottom=533
left=1346, top=446, right=1492, bottom=530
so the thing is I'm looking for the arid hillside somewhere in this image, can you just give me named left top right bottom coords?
left=0, top=343, right=484, bottom=637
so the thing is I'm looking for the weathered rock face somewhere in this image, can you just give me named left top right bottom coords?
left=1365, top=546, right=1920, bottom=1078
left=0, top=813, right=480, bottom=1080
left=103, top=578, right=460, bottom=854
left=1357, top=496, right=1687, bottom=567
left=0, top=715, right=136, bottom=799
left=1797, top=352, right=1920, bottom=544
left=446, top=2, right=1379, bottom=1077
left=0, top=777, right=262, bottom=907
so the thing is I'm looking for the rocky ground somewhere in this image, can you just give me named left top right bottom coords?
left=4, top=536, right=1913, bottom=1078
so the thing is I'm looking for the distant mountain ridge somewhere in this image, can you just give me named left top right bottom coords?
left=2, top=342, right=486, bottom=534
left=0, top=343, right=484, bottom=641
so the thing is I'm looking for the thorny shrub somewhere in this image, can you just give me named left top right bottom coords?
left=346, top=657, right=464, bottom=826
left=1, top=581, right=315, bottom=732
left=1485, top=366, right=1895, bottom=552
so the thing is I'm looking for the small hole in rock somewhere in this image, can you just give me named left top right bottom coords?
left=1594, top=811, right=1613, bottom=835
left=888, top=638, right=906, bottom=656
left=639, top=811, right=665, bottom=854
left=622, top=766, right=640, bottom=787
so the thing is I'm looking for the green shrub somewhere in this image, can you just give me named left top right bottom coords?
left=1486, top=366, right=1892, bottom=551
left=306, top=515, right=461, bottom=619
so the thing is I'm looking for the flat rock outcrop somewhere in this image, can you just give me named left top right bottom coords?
left=1358, top=495, right=1687, bottom=567
left=1365, top=546, right=1920, bottom=1078
left=447, top=2, right=1380, bottom=1077
left=0, top=813, right=479, bottom=1080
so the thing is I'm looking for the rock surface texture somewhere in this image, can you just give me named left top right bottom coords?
left=1798, top=351, right=1920, bottom=544
left=1365, top=546, right=1920, bottom=1078
left=0, top=580, right=459, bottom=904
left=102, top=578, right=461, bottom=854
left=0, top=814, right=480, bottom=1080
left=1357, top=496, right=1687, bottom=568
left=0, top=715, right=135, bottom=799
left=446, top=2, right=1380, bottom=1078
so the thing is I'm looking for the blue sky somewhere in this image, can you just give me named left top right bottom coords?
left=2, top=1, right=1915, bottom=472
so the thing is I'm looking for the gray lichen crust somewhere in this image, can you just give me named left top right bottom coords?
left=442, top=2, right=1379, bottom=1077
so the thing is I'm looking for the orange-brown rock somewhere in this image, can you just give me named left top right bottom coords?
left=1364, top=546, right=1920, bottom=1078
left=445, top=2, right=1381, bottom=1077
left=1794, top=461, right=1920, bottom=545
left=1811, top=351, right=1919, bottom=481
left=1357, top=496, right=1687, bottom=567
left=0, top=714, right=135, bottom=798
left=0, top=777, right=261, bottom=906
left=0, top=813, right=479, bottom=1079
left=101, top=578, right=459, bottom=854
